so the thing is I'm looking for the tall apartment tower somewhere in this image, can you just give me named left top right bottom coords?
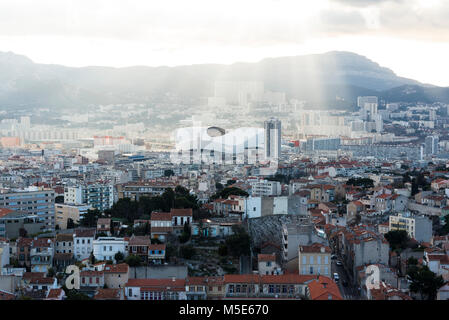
left=264, top=118, right=281, bottom=160
left=425, top=135, right=439, bottom=155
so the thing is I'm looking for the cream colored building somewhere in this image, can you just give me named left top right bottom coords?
left=103, top=263, right=129, bottom=289
left=389, top=213, right=415, bottom=238
left=55, top=204, right=92, bottom=229
left=298, top=243, right=331, bottom=276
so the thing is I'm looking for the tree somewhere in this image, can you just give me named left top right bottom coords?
left=440, top=215, right=449, bottom=236
left=346, top=177, right=374, bottom=188
left=125, top=254, right=142, bottom=267
left=384, top=230, right=410, bottom=251
left=225, top=226, right=251, bottom=257
left=179, top=223, right=191, bottom=243
left=407, top=265, right=445, bottom=300
left=215, top=182, right=224, bottom=191
left=165, top=243, right=177, bottom=261
left=218, top=244, right=228, bottom=256
left=67, top=218, right=75, bottom=229
left=114, top=251, right=124, bottom=263
left=211, top=187, right=249, bottom=200
left=47, top=267, right=55, bottom=277
left=89, top=252, right=96, bottom=265
left=180, top=245, right=196, bottom=259
left=80, top=209, right=101, bottom=228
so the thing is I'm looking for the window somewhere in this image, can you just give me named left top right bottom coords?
left=310, top=256, right=314, bottom=264
left=324, top=256, right=329, bottom=264
left=302, top=256, right=307, bottom=264
left=317, top=256, right=321, bottom=264
left=310, top=266, right=314, bottom=274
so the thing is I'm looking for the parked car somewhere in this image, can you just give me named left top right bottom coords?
left=336, top=260, right=343, bottom=266
left=343, top=280, right=348, bottom=287
left=331, top=254, right=337, bottom=260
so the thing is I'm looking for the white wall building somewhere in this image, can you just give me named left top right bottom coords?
left=93, top=237, right=128, bottom=263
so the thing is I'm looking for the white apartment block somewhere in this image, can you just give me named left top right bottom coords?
left=64, top=184, right=114, bottom=212
left=250, top=179, right=281, bottom=197
left=93, top=237, right=128, bottom=263
left=74, top=229, right=96, bottom=260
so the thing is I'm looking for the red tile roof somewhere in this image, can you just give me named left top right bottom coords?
left=170, top=208, right=193, bottom=217
left=151, top=212, right=172, bottom=221
left=258, top=254, right=276, bottom=262
left=94, top=288, right=120, bottom=300
left=104, top=263, right=129, bottom=273
left=46, top=288, right=64, bottom=300
left=307, top=276, right=343, bottom=300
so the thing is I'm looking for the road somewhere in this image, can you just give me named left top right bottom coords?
left=331, top=258, right=361, bottom=300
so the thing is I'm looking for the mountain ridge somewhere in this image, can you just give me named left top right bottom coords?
left=0, top=50, right=447, bottom=110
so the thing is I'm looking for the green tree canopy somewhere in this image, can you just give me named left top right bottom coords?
left=225, top=226, right=251, bottom=257
left=384, top=230, right=410, bottom=251
left=125, top=254, right=142, bottom=267
left=211, top=187, right=249, bottom=200
left=407, top=265, right=445, bottom=300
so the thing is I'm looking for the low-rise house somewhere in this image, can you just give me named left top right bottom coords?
left=74, top=228, right=96, bottom=261
left=257, top=254, right=282, bottom=275
left=30, top=238, right=54, bottom=273
left=97, top=218, right=112, bottom=236
left=148, top=244, right=166, bottom=264
left=93, top=237, right=128, bottom=263
left=16, top=238, right=33, bottom=268
left=150, top=212, right=173, bottom=242
left=94, top=288, right=122, bottom=300
left=0, top=289, right=15, bottom=300
left=26, top=275, right=58, bottom=295
left=306, top=276, right=343, bottom=300
left=223, top=274, right=318, bottom=299
left=80, top=270, right=104, bottom=288
left=125, top=278, right=187, bottom=300
left=185, top=277, right=208, bottom=300
left=171, top=208, right=192, bottom=235
left=55, top=233, right=73, bottom=254
left=298, top=243, right=331, bottom=277
left=45, top=288, right=65, bottom=300
left=191, top=219, right=238, bottom=238
left=103, top=263, right=129, bottom=289
left=205, top=276, right=225, bottom=300
left=128, top=235, right=151, bottom=263
left=346, top=201, right=364, bottom=224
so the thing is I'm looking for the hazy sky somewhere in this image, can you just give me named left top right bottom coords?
left=1, top=0, right=449, bottom=86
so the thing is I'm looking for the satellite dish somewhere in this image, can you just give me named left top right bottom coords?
left=207, top=126, right=226, bottom=137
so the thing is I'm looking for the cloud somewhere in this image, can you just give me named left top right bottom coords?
left=330, top=0, right=403, bottom=8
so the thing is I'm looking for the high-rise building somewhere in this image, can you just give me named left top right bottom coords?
left=304, top=137, right=341, bottom=151
left=64, top=183, right=114, bottom=212
left=425, top=135, right=439, bottom=155
left=357, top=96, right=378, bottom=108
left=264, top=118, right=281, bottom=160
